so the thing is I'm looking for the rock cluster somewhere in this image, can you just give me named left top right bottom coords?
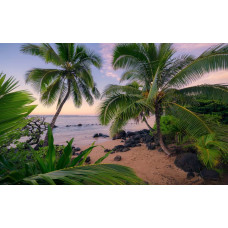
left=66, top=124, right=83, bottom=127
left=93, top=133, right=109, bottom=138
left=174, top=152, right=220, bottom=181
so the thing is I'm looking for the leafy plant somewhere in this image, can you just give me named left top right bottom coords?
left=195, top=134, right=228, bottom=169
left=0, top=126, right=144, bottom=185
left=0, top=73, right=36, bottom=145
left=153, top=115, right=190, bottom=144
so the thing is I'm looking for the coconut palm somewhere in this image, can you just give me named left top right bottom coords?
left=99, top=43, right=228, bottom=155
left=0, top=73, right=36, bottom=145
left=99, top=81, right=154, bottom=134
left=21, top=43, right=102, bottom=146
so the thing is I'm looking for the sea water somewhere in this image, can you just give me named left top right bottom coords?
left=32, top=115, right=155, bottom=147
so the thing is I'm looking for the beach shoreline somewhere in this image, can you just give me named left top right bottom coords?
left=76, top=139, right=204, bottom=185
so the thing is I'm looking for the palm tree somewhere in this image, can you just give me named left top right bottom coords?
left=0, top=73, right=36, bottom=145
left=99, top=43, right=228, bottom=155
left=21, top=43, right=102, bottom=146
left=99, top=81, right=153, bottom=135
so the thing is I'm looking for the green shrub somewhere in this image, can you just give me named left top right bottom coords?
left=153, top=115, right=190, bottom=144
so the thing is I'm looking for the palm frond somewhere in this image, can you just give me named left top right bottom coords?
left=178, top=84, right=228, bottom=104
left=23, top=164, right=144, bottom=185
left=99, top=93, right=143, bottom=125
left=0, top=73, right=36, bottom=144
left=41, top=77, right=63, bottom=106
left=102, top=84, right=141, bottom=98
left=166, top=102, right=213, bottom=138
left=109, top=99, right=152, bottom=136
left=167, top=44, right=228, bottom=88
left=25, top=68, right=62, bottom=93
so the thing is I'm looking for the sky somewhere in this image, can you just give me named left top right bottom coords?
left=0, top=43, right=227, bottom=115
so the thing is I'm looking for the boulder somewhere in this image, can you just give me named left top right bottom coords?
left=121, top=147, right=130, bottom=152
left=146, top=143, right=156, bottom=150
left=93, top=133, right=99, bottom=138
left=174, top=153, right=203, bottom=173
left=200, top=168, right=220, bottom=181
left=85, top=156, right=91, bottom=163
left=126, top=131, right=136, bottom=137
left=114, top=155, right=122, bottom=161
left=113, top=130, right=126, bottom=140
left=187, top=172, right=195, bottom=180
left=142, top=135, right=154, bottom=144
left=113, top=145, right=125, bottom=152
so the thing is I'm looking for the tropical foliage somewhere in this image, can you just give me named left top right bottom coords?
left=195, top=133, right=228, bottom=169
left=99, top=43, right=228, bottom=155
left=21, top=43, right=102, bottom=145
left=0, top=126, right=144, bottom=185
left=0, top=73, right=36, bottom=145
left=188, top=97, right=228, bottom=124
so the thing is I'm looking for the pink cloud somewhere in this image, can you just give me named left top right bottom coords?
left=174, top=43, right=219, bottom=51
left=99, top=43, right=120, bottom=80
left=188, top=70, right=228, bottom=87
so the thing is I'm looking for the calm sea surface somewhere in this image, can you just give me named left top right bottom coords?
left=32, top=115, right=155, bottom=147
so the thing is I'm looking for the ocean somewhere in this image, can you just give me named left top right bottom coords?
left=35, top=115, right=155, bottom=147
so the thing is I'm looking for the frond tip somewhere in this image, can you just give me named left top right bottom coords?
left=23, top=164, right=145, bottom=185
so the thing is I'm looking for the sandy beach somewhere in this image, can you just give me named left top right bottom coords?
left=77, top=139, right=204, bottom=185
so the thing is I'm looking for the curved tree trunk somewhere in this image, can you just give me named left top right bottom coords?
left=155, top=103, right=171, bottom=156
left=43, top=81, right=71, bottom=146
left=142, top=115, right=154, bottom=131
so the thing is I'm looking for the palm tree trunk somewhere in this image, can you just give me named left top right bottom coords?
left=43, top=81, right=71, bottom=146
left=155, top=103, right=171, bottom=156
left=142, top=115, right=154, bottom=131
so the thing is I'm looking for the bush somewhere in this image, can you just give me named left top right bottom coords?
left=153, top=115, right=190, bottom=144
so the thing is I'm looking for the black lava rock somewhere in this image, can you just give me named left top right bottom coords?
left=174, top=153, right=203, bottom=173
left=113, top=145, right=125, bottom=152
left=121, top=147, right=130, bottom=152
left=104, top=149, right=111, bottom=153
left=78, top=124, right=82, bottom=126
left=74, top=147, right=81, bottom=152
left=85, top=156, right=91, bottom=163
left=93, top=133, right=99, bottom=138
left=114, top=155, right=122, bottom=161
left=187, top=172, right=195, bottom=180
left=146, top=143, right=156, bottom=150
left=126, top=131, right=136, bottom=137
left=200, top=168, right=220, bottom=181
left=113, top=130, right=126, bottom=140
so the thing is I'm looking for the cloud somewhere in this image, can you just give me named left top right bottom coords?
left=174, top=43, right=219, bottom=52
left=189, top=70, right=228, bottom=87
left=99, top=43, right=120, bottom=80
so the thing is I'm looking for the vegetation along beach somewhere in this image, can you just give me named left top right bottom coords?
left=0, top=43, right=228, bottom=185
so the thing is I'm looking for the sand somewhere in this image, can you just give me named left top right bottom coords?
left=77, top=139, right=204, bottom=185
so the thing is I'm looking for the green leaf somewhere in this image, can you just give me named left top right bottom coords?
left=23, top=164, right=145, bottom=185
left=56, top=138, right=74, bottom=169
left=95, top=149, right=112, bottom=164
left=70, top=144, right=96, bottom=167
left=46, top=125, right=56, bottom=171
